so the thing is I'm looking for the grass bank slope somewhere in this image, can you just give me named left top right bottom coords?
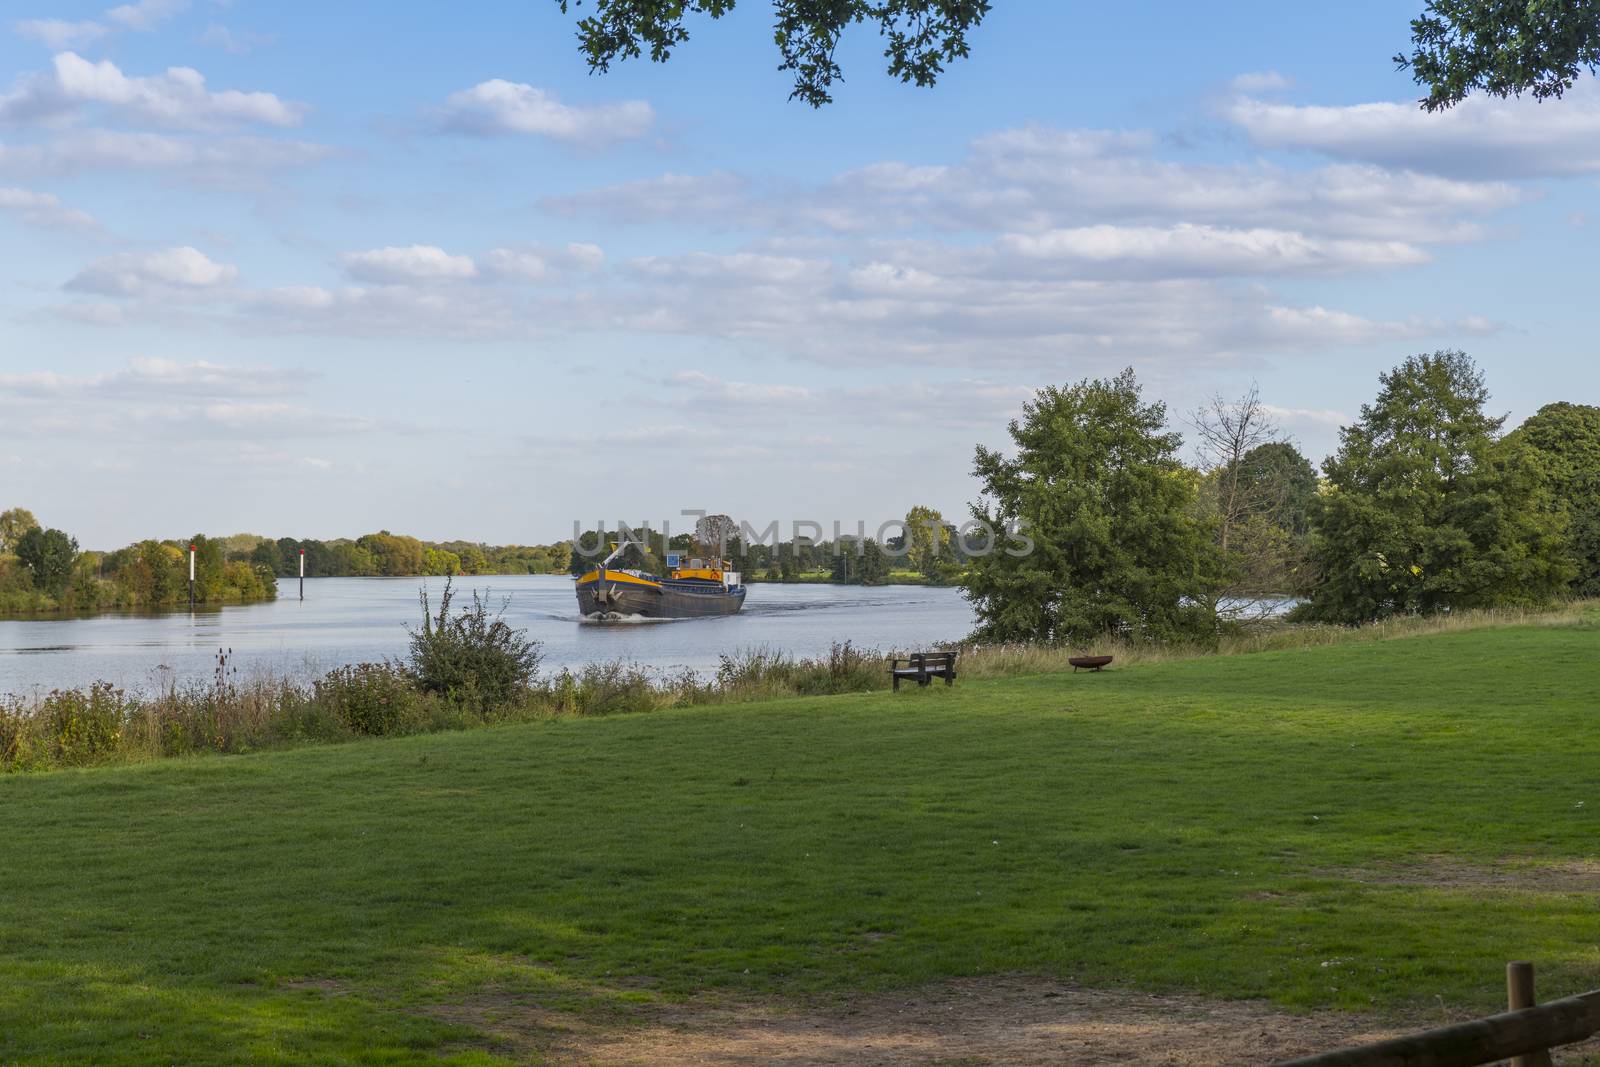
left=2, top=614, right=1598, bottom=1065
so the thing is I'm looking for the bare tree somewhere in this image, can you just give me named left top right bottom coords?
left=1191, top=384, right=1277, bottom=550
left=1189, top=384, right=1296, bottom=623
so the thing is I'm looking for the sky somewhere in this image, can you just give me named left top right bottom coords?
left=1, top=0, right=1597, bottom=549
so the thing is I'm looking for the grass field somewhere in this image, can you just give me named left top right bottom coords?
left=2, top=611, right=1598, bottom=1065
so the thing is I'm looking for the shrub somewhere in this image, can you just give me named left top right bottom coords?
left=43, top=683, right=125, bottom=765
left=407, top=579, right=541, bottom=711
left=313, top=663, right=419, bottom=736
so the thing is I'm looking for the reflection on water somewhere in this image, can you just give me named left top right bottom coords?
left=0, top=576, right=978, bottom=696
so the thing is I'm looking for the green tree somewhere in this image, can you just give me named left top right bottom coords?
left=904, top=504, right=951, bottom=579
left=829, top=538, right=890, bottom=584
left=1237, top=441, right=1319, bottom=539
left=1504, top=402, right=1600, bottom=595
left=185, top=535, right=228, bottom=601
left=252, top=541, right=287, bottom=575
left=569, top=529, right=604, bottom=576
left=0, top=508, right=40, bottom=555
left=536, top=542, right=572, bottom=574
left=964, top=369, right=1217, bottom=644
left=555, top=0, right=991, bottom=106
left=215, top=533, right=267, bottom=561
left=1300, top=351, right=1571, bottom=623
left=15, top=527, right=79, bottom=596
left=1399, top=0, right=1600, bottom=110
left=424, top=547, right=463, bottom=576
left=357, top=532, right=426, bottom=576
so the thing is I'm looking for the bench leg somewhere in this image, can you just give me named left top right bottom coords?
left=892, top=674, right=900, bottom=692
left=944, top=673, right=953, bottom=686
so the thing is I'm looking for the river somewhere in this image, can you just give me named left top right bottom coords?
left=0, top=576, right=977, bottom=696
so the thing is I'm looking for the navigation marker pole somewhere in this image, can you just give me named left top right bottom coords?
left=299, top=547, right=305, bottom=601
left=189, top=544, right=196, bottom=610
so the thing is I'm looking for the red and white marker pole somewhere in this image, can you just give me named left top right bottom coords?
left=298, top=547, right=305, bottom=601
left=188, top=543, right=196, bottom=610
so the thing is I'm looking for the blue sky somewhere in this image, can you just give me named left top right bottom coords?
left=2, top=0, right=1596, bottom=548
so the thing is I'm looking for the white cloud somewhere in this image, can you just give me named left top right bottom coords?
left=542, top=171, right=749, bottom=223
left=13, top=19, right=110, bottom=49
left=23, top=105, right=1508, bottom=376
left=542, top=127, right=1518, bottom=244
left=1223, top=85, right=1600, bottom=178
left=0, top=52, right=306, bottom=130
left=53, top=243, right=605, bottom=338
left=992, top=224, right=1428, bottom=277
left=592, top=246, right=1495, bottom=368
left=667, top=370, right=818, bottom=407
left=662, top=370, right=1032, bottom=430
left=0, top=186, right=98, bottom=230
left=200, top=401, right=373, bottom=436
left=505, top=113, right=1528, bottom=369
left=627, top=251, right=828, bottom=286
left=104, top=0, right=189, bottom=32
left=432, top=79, right=653, bottom=144
left=240, top=284, right=529, bottom=339
left=0, top=129, right=333, bottom=176
left=339, top=245, right=478, bottom=283
left=561, top=242, right=605, bottom=271
left=481, top=242, right=604, bottom=282
left=66, top=246, right=237, bottom=295
left=0, top=357, right=299, bottom=401
left=0, top=358, right=383, bottom=450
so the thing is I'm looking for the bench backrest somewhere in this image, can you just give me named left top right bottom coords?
left=897, top=651, right=957, bottom=669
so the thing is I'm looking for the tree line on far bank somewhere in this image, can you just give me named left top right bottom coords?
left=965, top=351, right=1599, bottom=645
left=245, top=534, right=570, bottom=581
left=0, top=522, right=279, bottom=615
left=0, top=524, right=573, bottom=616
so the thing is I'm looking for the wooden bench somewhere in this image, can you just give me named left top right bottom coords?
left=889, top=651, right=957, bottom=691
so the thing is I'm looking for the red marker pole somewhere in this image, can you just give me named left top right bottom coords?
left=298, top=547, right=305, bottom=601
left=188, top=543, right=196, bottom=610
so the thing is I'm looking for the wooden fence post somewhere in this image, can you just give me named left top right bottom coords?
left=1508, top=961, right=1554, bottom=1067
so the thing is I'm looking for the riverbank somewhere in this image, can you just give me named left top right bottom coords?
left=2, top=606, right=1597, bottom=1064
left=3, top=600, right=1589, bottom=773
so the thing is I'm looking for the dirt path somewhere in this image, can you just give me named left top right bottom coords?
left=437, top=975, right=1600, bottom=1066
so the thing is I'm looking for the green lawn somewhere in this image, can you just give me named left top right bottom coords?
left=3, top=615, right=1599, bottom=1065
